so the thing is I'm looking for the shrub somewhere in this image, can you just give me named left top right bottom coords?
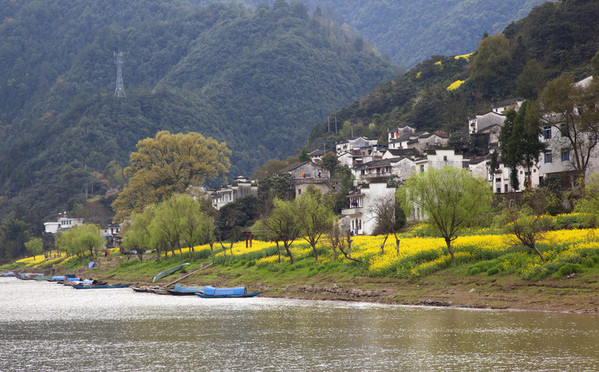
left=553, top=263, right=583, bottom=278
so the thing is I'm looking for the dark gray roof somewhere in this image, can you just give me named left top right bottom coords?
left=476, top=112, right=505, bottom=132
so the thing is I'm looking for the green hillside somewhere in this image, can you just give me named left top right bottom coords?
left=194, top=0, right=546, bottom=67
left=0, top=0, right=398, bottom=227
left=307, top=0, right=599, bottom=148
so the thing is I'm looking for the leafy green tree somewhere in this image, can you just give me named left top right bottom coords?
left=56, top=224, right=103, bottom=258
left=499, top=101, right=545, bottom=190
left=296, top=188, right=336, bottom=262
left=261, top=198, right=301, bottom=264
left=122, top=206, right=157, bottom=261
left=540, top=76, right=599, bottom=189
left=321, top=153, right=339, bottom=176
left=24, top=237, right=43, bottom=258
left=469, top=34, right=513, bottom=94
left=258, top=172, right=295, bottom=202
left=112, top=131, right=231, bottom=221
left=0, top=219, right=30, bottom=258
left=398, top=166, right=492, bottom=263
left=215, top=195, right=262, bottom=241
left=516, top=59, right=546, bottom=99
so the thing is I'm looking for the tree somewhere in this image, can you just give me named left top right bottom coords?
left=540, top=76, right=599, bottom=189
left=76, top=224, right=104, bottom=258
left=398, top=166, right=492, bottom=263
left=499, top=101, right=545, bottom=190
left=575, top=172, right=599, bottom=225
left=112, top=131, right=231, bottom=221
left=24, top=237, right=43, bottom=258
left=469, top=34, right=512, bottom=94
left=262, top=198, right=301, bottom=264
left=321, top=153, right=339, bottom=176
left=56, top=224, right=103, bottom=259
left=495, top=205, right=553, bottom=262
left=0, top=219, right=30, bottom=258
left=516, top=59, right=546, bottom=99
left=296, top=188, right=336, bottom=262
left=370, top=194, right=405, bottom=255
left=122, top=206, right=157, bottom=261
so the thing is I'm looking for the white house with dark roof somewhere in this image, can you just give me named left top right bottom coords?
left=341, top=182, right=396, bottom=235
left=336, top=137, right=378, bottom=156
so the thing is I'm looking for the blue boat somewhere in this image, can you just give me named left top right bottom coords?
left=197, top=286, right=261, bottom=298
left=0, top=271, right=15, bottom=277
left=166, top=284, right=206, bottom=296
left=72, top=283, right=131, bottom=289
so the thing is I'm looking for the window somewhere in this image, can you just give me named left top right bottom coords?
left=544, top=151, right=552, bottom=164
left=543, top=126, right=552, bottom=139
left=561, top=150, right=570, bottom=162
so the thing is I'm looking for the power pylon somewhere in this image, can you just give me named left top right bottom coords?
left=114, top=51, right=125, bottom=97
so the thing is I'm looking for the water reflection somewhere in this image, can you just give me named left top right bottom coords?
left=0, top=278, right=597, bottom=371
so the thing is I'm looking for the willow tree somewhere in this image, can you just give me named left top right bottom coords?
left=296, top=188, right=336, bottom=263
left=262, top=198, right=300, bottom=264
left=112, top=131, right=230, bottom=221
left=398, top=166, right=492, bottom=263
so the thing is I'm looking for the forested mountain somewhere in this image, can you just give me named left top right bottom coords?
left=194, top=0, right=546, bottom=67
left=0, top=0, right=398, bottom=227
left=307, top=0, right=599, bottom=148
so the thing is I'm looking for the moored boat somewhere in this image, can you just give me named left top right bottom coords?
left=152, top=263, right=190, bottom=283
left=197, top=286, right=261, bottom=298
left=72, top=283, right=131, bottom=289
left=166, top=284, right=206, bottom=296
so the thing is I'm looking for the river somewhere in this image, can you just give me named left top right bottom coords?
left=0, top=278, right=597, bottom=371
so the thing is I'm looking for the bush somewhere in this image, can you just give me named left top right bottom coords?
left=553, top=263, right=583, bottom=278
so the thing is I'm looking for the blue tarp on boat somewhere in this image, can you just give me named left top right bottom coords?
left=203, top=286, right=246, bottom=296
left=172, top=284, right=205, bottom=293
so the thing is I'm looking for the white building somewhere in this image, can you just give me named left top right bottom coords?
left=341, top=182, right=396, bottom=235
left=43, top=216, right=84, bottom=234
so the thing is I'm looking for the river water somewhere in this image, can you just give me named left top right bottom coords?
left=0, top=278, right=597, bottom=371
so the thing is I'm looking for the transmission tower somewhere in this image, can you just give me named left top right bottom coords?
left=114, top=51, right=125, bottom=97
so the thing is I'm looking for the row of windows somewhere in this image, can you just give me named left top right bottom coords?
left=544, top=150, right=570, bottom=163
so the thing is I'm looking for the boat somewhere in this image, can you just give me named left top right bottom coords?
left=166, top=284, right=206, bottom=296
left=35, top=275, right=54, bottom=281
left=152, top=263, right=190, bottom=283
left=197, top=286, right=261, bottom=298
left=132, top=286, right=162, bottom=293
left=16, top=273, right=44, bottom=280
left=0, top=271, right=15, bottom=277
left=72, top=283, right=131, bottom=289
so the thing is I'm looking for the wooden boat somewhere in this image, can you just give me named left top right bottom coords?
left=152, top=263, right=190, bottom=283
left=72, top=283, right=131, bottom=289
left=197, top=286, right=261, bottom=298
left=132, top=286, right=162, bottom=293
left=166, top=284, right=206, bottom=296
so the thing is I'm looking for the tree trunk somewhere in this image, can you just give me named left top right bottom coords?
left=310, top=242, right=318, bottom=263
left=445, top=238, right=456, bottom=264
left=393, top=232, right=400, bottom=255
left=380, top=234, right=388, bottom=255
left=229, top=242, right=234, bottom=265
left=219, top=241, right=227, bottom=264
left=209, top=242, right=215, bottom=264
left=275, top=240, right=281, bottom=263
left=283, top=242, right=294, bottom=264
left=532, top=242, right=546, bottom=263
left=190, top=246, right=195, bottom=262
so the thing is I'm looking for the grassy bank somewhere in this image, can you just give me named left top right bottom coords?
left=4, top=219, right=599, bottom=313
